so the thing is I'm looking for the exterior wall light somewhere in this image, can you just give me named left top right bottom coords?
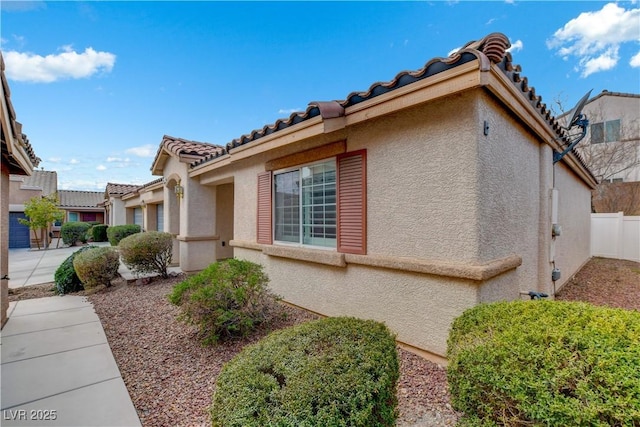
left=140, top=200, right=146, bottom=208
left=175, top=182, right=184, bottom=199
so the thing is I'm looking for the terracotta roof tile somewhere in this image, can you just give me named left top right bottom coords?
left=58, top=190, right=104, bottom=208
left=106, top=182, right=141, bottom=196
left=11, top=170, right=57, bottom=195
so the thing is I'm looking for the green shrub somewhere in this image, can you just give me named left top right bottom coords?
left=61, top=221, right=91, bottom=246
left=53, top=245, right=97, bottom=294
left=447, top=300, right=640, bottom=426
left=73, top=246, right=120, bottom=290
left=210, top=316, right=399, bottom=427
left=119, top=231, right=172, bottom=278
left=106, top=224, right=141, bottom=246
left=169, top=259, right=280, bottom=345
left=89, top=224, right=109, bottom=242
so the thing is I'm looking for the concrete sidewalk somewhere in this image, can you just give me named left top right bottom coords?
left=2, top=242, right=182, bottom=426
left=8, top=242, right=111, bottom=288
left=1, top=296, right=141, bottom=426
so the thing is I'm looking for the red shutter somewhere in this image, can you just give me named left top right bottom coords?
left=337, top=150, right=366, bottom=254
left=257, top=171, right=272, bottom=245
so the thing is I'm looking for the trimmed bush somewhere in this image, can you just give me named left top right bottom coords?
left=210, top=316, right=399, bottom=427
left=60, top=221, right=91, bottom=246
left=447, top=300, right=640, bottom=426
left=107, top=224, right=141, bottom=246
left=89, top=224, right=109, bottom=242
left=119, top=231, right=172, bottom=278
left=169, top=259, right=280, bottom=345
left=73, top=246, right=120, bottom=290
left=53, top=245, right=97, bottom=294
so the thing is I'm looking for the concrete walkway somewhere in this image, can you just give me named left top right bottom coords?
left=1, top=296, right=141, bottom=426
left=1, top=242, right=181, bottom=426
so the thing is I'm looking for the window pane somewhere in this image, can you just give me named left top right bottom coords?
left=591, top=123, right=604, bottom=144
left=605, top=119, right=620, bottom=142
left=68, top=212, right=78, bottom=222
left=156, top=203, right=164, bottom=231
left=274, top=170, right=300, bottom=243
left=301, top=161, right=336, bottom=247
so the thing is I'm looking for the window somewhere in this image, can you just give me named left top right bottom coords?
left=257, top=149, right=366, bottom=254
left=274, top=160, right=336, bottom=248
left=591, top=119, right=621, bottom=144
left=156, top=203, right=164, bottom=231
left=82, top=212, right=96, bottom=222
left=68, top=212, right=79, bottom=222
left=133, top=207, right=143, bottom=226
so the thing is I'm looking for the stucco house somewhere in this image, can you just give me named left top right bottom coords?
left=8, top=170, right=57, bottom=248
left=122, top=33, right=597, bottom=361
left=57, top=190, right=106, bottom=224
left=1, top=52, right=40, bottom=326
left=103, top=183, right=141, bottom=226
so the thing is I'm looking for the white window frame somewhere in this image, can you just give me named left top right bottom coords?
left=273, top=158, right=337, bottom=250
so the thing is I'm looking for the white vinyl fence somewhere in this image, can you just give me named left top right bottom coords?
left=591, top=213, right=640, bottom=262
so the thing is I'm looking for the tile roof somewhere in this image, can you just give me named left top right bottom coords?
left=189, top=32, right=593, bottom=178
left=150, top=135, right=225, bottom=174
left=58, top=190, right=105, bottom=208
left=1, top=52, right=40, bottom=174
left=17, top=170, right=58, bottom=195
left=105, top=182, right=141, bottom=197
left=586, top=90, right=640, bottom=105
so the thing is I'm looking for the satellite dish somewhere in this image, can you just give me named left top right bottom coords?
left=553, top=89, right=593, bottom=164
left=564, top=89, right=592, bottom=130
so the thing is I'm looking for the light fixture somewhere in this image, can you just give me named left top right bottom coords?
left=140, top=200, right=146, bottom=208
left=174, top=181, right=184, bottom=199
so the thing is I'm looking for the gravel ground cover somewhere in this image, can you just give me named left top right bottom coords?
left=8, top=256, right=638, bottom=426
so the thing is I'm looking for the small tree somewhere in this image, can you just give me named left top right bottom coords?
left=18, top=194, right=64, bottom=249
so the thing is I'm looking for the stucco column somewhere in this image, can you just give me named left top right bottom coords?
left=1, top=166, right=10, bottom=327
left=179, top=179, right=217, bottom=273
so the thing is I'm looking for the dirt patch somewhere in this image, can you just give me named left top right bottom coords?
left=556, top=257, right=640, bottom=310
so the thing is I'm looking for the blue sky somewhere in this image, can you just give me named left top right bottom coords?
left=2, top=1, right=639, bottom=191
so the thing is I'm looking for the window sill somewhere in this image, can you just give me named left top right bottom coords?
left=230, top=240, right=346, bottom=267
left=230, top=240, right=521, bottom=280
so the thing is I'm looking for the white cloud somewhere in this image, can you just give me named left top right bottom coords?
left=125, top=144, right=156, bottom=158
left=507, top=40, right=523, bottom=53
left=69, top=158, right=79, bottom=165
left=47, top=157, right=61, bottom=163
left=96, top=165, right=107, bottom=171
left=278, top=108, right=301, bottom=115
left=106, top=156, right=123, bottom=162
left=581, top=47, right=619, bottom=77
left=4, top=46, right=116, bottom=83
left=547, top=3, right=640, bottom=77
left=630, top=52, right=640, bottom=67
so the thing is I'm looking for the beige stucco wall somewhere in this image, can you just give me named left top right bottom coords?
left=110, top=197, right=127, bottom=226
left=553, top=161, right=592, bottom=291
left=185, top=89, right=593, bottom=358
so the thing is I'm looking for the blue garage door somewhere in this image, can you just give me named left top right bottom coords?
left=9, top=212, right=31, bottom=248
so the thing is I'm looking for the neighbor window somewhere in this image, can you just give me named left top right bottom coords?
left=68, top=212, right=79, bottom=222
left=274, top=160, right=337, bottom=248
left=133, top=208, right=143, bottom=226
left=156, top=203, right=164, bottom=231
left=591, top=119, right=621, bottom=144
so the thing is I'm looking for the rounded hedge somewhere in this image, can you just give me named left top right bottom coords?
left=73, top=246, right=120, bottom=290
left=447, top=300, right=640, bottom=426
left=107, top=224, right=141, bottom=246
left=61, top=221, right=91, bottom=246
left=210, top=316, right=399, bottom=427
left=54, top=245, right=97, bottom=294
left=169, top=259, right=280, bottom=345
left=119, top=231, right=172, bottom=278
left=89, top=224, right=109, bottom=242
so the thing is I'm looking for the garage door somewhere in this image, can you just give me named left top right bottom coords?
left=9, top=212, right=31, bottom=248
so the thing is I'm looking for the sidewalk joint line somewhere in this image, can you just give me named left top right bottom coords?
left=0, top=319, right=101, bottom=338
left=0, top=342, right=109, bottom=366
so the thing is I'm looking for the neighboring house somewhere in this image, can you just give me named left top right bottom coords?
left=8, top=170, right=57, bottom=248
left=576, top=91, right=640, bottom=183
left=103, top=183, right=141, bottom=226
left=573, top=91, right=640, bottom=215
left=1, top=52, right=40, bottom=327
left=57, top=190, right=106, bottom=224
left=118, top=33, right=598, bottom=361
